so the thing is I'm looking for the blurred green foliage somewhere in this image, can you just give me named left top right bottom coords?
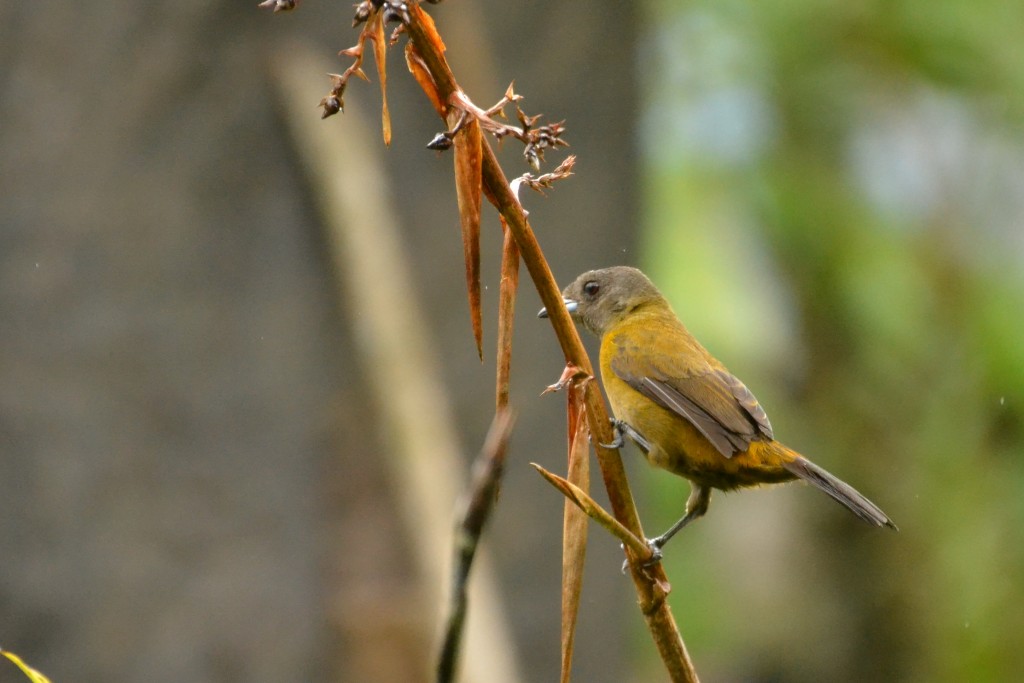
left=638, top=0, right=1024, bottom=681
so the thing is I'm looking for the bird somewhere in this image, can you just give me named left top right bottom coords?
left=539, top=266, right=896, bottom=560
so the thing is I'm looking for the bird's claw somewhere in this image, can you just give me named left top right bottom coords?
left=602, top=419, right=652, bottom=454
left=642, top=538, right=665, bottom=567
left=620, top=539, right=665, bottom=574
left=600, top=419, right=627, bottom=449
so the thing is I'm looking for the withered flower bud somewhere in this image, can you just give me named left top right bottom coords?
left=257, top=0, right=297, bottom=12
left=320, top=95, right=343, bottom=118
left=426, top=132, right=454, bottom=151
left=352, top=2, right=372, bottom=26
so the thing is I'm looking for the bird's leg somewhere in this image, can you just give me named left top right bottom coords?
left=621, top=484, right=712, bottom=572
left=601, top=419, right=651, bottom=453
left=648, top=485, right=711, bottom=556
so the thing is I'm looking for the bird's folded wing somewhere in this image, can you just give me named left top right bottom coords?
left=611, top=352, right=773, bottom=459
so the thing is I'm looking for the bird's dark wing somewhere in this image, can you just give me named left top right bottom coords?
left=610, top=342, right=773, bottom=458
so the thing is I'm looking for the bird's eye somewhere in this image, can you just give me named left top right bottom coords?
left=583, top=281, right=600, bottom=297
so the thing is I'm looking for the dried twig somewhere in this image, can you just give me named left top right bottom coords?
left=437, top=410, right=516, bottom=683
left=559, top=372, right=589, bottom=683
left=532, top=463, right=653, bottom=566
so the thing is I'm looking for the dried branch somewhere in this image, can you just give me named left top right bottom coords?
left=437, top=410, right=516, bottom=683
left=317, top=0, right=402, bottom=136
left=559, top=375, right=590, bottom=683
left=512, top=155, right=577, bottom=201
left=438, top=88, right=568, bottom=170
left=424, top=88, right=568, bottom=169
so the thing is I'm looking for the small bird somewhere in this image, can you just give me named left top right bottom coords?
left=539, top=266, right=896, bottom=559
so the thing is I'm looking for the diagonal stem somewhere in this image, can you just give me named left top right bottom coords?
left=403, top=6, right=698, bottom=681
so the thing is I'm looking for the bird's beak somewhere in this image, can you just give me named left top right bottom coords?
left=537, top=298, right=578, bottom=319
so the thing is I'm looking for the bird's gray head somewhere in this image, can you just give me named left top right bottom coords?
left=538, top=266, right=665, bottom=337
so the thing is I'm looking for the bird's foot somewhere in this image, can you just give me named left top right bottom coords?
left=601, top=419, right=652, bottom=454
left=620, top=538, right=665, bottom=574
left=600, top=419, right=626, bottom=449
left=642, top=537, right=666, bottom=567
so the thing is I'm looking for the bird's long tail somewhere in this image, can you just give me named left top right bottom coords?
left=782, top=456, right=898, bottom=530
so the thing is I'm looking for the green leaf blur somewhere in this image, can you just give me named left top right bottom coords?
left=640, top=1, right=1024, bottom=680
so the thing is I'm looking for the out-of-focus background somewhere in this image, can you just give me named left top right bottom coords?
left=2, top=1, right=1022, bottom=682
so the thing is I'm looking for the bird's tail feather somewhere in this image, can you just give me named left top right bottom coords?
left=783, top=456, right=897, bottom=530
